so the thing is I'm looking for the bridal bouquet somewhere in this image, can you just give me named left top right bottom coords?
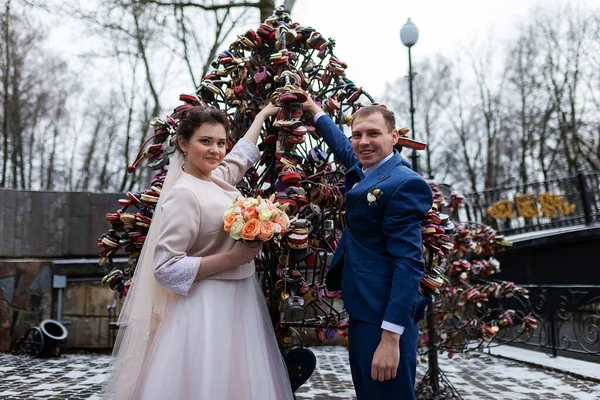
left=223, top=195, right=291, bottom=242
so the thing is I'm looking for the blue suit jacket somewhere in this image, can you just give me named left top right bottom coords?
left=317, top=115, right=432, bottom=328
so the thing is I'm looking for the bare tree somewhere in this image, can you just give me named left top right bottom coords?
left=169, top=5, right=252, bottom=86
left=134, top=0, right=275, bottom=22
left=78, top=117, right=103, bottom=191
left=446, top=68, right=482, bottom=194
left=584, top=14, right=600, bottom=170
left=58, top=0, right=264, bottom=193
left=535, top=5, right=594, bottom=175
left=467, top=37, right=511, bottom=189
left=1, top=0, right=12, bottom=187
left=118, top=59, right=139, bottom=192
left=384, top=55, right=454, bottom=179
left=384, top=2, right=600, bottom=194
left=0, top=2, right=76, bottom=190
left=507, top=26, right=539, bottom=185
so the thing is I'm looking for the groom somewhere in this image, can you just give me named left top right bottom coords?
left=304, top=98, right=432, bottom=399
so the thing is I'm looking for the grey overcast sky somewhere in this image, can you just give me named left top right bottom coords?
left=45, top=0, right=596, bottom=105
left=289, top=0, right=595, bottom=99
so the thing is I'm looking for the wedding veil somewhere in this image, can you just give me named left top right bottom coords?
left=102, top=150, right=184, bottom=399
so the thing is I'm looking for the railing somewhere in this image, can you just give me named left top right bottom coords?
left=463, top=171, right=600, bottom=235
left=493, top=285, right=600, bottom=361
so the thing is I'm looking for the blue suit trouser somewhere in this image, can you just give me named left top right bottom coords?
left=348, top=318, right=418, bottom=400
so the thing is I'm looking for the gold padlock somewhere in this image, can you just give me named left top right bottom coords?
left=304, top=292, right=313, bottom=305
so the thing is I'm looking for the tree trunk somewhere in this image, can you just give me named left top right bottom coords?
left=9, top=50, right=24, bottom=189
left=26, top=102, right=42, bottom=189
left=127, top=101, right=152, bottom=192
left=424, top=114, right=434, bottom=178
left=132, top=8, right=161, bottom=121
left=68, top=127, right=79, bottom=191
left=98, top=120, right=116, bottom=192
left=46, top=100, right=63, bottom=190
left=257, top=0, right=275, bottom=22
left=1, top=1, right=11, bottom=187
left=119, top=64, right=137, bottom=192
left=79, top=120, right=102, bottom=191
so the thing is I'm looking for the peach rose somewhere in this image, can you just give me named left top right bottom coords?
left=234, top=199, right=245, bottom=208
left=273, top=215, right=290, bottom=232
left=223, top=214, right=237, bottom=232
left=257, top=220, right=275, bottom=241
left=241, top=218, right=261, bottom=241
left=242, top=207, right=258, bottom=222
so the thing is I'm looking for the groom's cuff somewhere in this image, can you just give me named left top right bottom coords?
left=313, top=111, right=326, bottom=123
left=382, top=321, right=405, bottom=335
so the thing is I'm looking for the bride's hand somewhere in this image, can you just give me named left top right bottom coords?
left=256, top=102, right=279, bottom=119
left=228, top=240, right=263, bottom=265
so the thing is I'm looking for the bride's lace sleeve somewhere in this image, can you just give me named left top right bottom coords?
left=153, top=185, right=202, bottom=296
left=212, top=137, right=261, bottom=186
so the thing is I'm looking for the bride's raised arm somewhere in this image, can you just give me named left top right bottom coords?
left=212, top=103, right=278, bottom=185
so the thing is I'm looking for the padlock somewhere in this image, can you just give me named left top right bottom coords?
left=283, top=295, right=305, bottom=322
left=282, top=330, right=294, bottom=345
left=324, top=325, right=336, bottom=341
left=303, top=292, right=313, bottom=305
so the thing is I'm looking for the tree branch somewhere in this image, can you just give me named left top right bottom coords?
left=134, top=0, right=260, bottom=12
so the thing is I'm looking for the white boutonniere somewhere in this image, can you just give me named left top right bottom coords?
left=367, top=187, right=383, bottom=206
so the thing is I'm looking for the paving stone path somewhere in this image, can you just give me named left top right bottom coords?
left=1, top=346, right=599, bottom=399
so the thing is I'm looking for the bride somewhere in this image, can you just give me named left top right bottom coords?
left=102, top=103, right=293, bottom=399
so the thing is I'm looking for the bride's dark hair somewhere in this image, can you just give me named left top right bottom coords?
left=176, top=107, right=231, bottom=151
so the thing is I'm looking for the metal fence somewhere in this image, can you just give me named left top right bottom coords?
left=493, top=285, right=600, bottom=361
left=463, top=171, right=600, bottom=235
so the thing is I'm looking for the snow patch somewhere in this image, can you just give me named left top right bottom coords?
left=63, top=370, right=88, bottom=379
left=81, top=374, right=107, bottom=384
left=487, top=346, right=600, bottom=380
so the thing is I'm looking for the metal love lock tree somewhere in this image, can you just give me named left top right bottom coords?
left=97, top=4, right=422, bottom=349
left=96, top=6, right=537, bottom=397
left=415, top=183, right=539, bottom=399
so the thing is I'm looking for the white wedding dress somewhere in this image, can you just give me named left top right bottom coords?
left=137, top=276, right=292, bottom=400
left=102, top=139, right=293, bottom=400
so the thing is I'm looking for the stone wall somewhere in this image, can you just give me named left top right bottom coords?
left=0, top=188, right=125, bottom=350
left=0, top=261, right=53, bottom=351
left=0, top=259, right=121, bottom=351
left=0, top=189, right=343, bottom=350
left=0, top=188, right=122, bottom=258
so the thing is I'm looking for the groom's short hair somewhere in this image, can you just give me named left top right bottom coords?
left=351, top=105, right=396, bottom=132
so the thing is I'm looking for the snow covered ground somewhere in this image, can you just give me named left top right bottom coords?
left=1, top=346, right=599, bottom=399
left=485, top=345, right=600, bottom=381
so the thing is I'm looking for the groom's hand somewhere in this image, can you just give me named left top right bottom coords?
left=301, top=95, right=322, bottom=116
left=371, top=330, right=400, bottom=381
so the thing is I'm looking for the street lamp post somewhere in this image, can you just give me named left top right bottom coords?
left=400, top=18, right=420, bottom=173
